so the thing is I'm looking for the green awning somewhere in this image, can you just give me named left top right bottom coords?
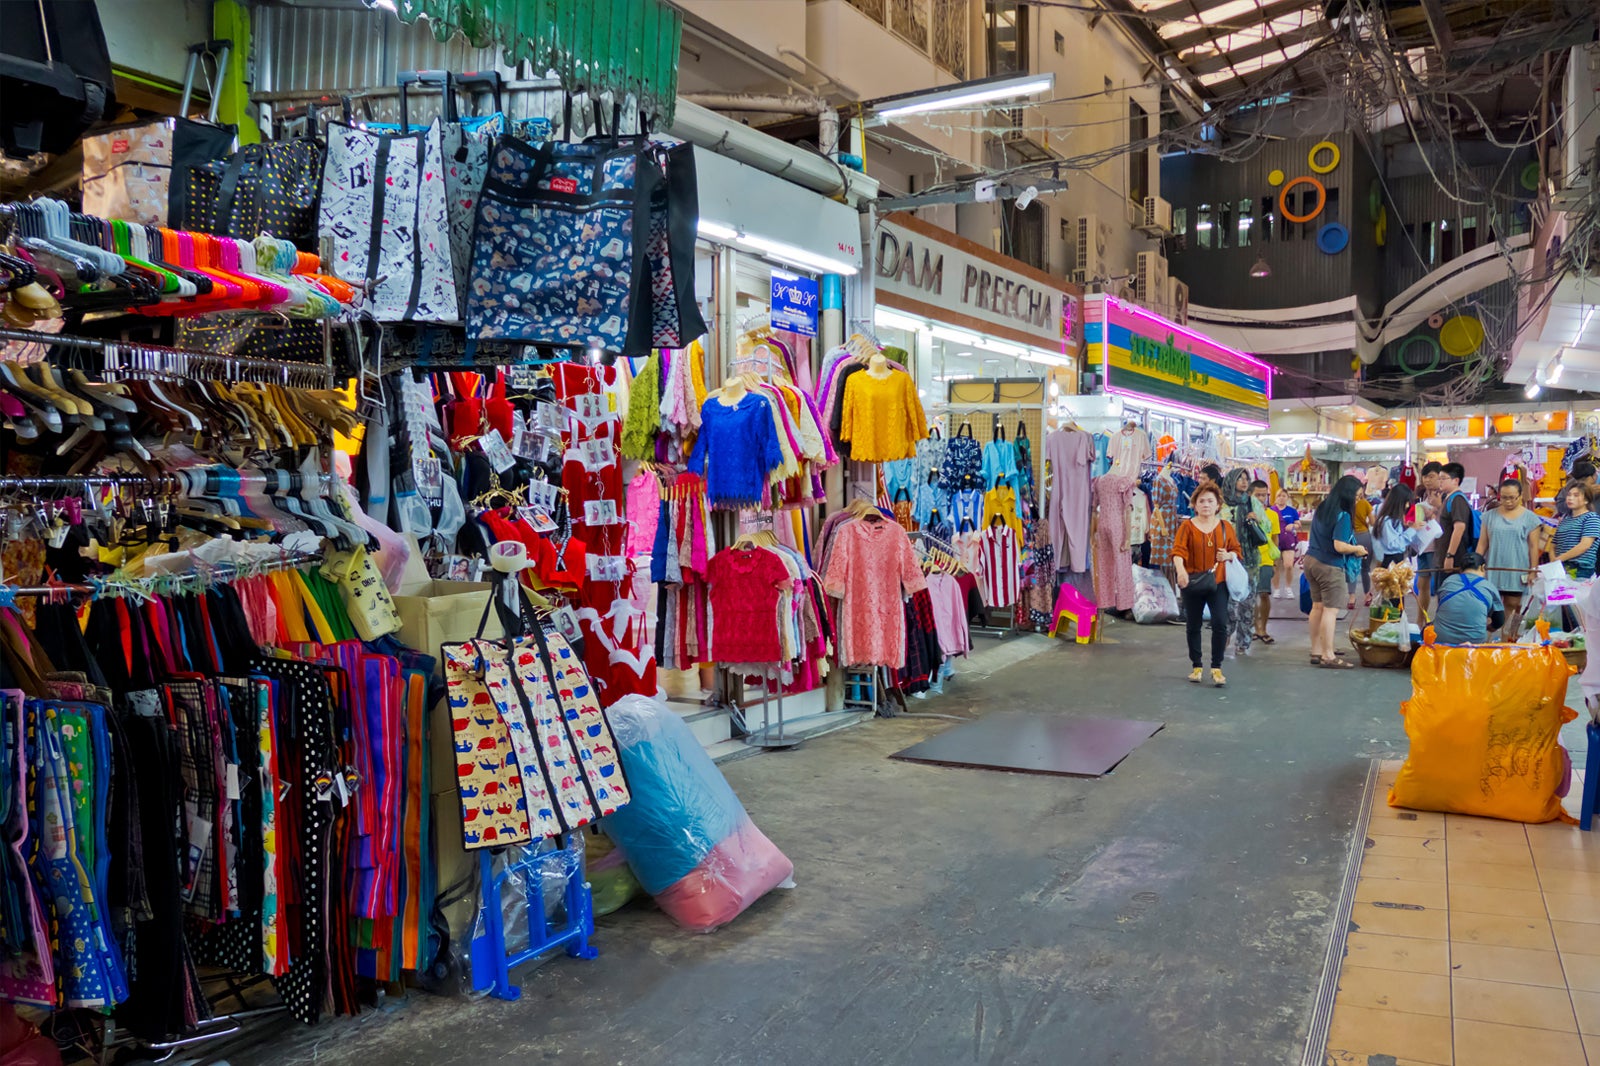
left=392, top=0, right=683, bottom=123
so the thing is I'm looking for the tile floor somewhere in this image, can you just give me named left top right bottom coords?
left=1324, top=759, right=1600, bottom=1065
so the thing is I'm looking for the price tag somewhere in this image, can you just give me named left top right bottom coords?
left=511, top=410, right=527, bottom=458
left=583, top=499, right=620, bottom=525
left=535, top=403, right=567, bottom=434
left=525, top=479, right=559, bottom=513
left=509, top=365, right=541, bottom=389
left=551, top=605, right=583, bottom=643
left=587, top=554, right=627, bottom=583
left=479, top=429, right=517, bottom=473
left=576, top=437, right=616, bottom=470
left=526, top=508, right=557, bottom=533
left=573, top=393, right=611, bottom=427
left=413, top=457, right=443, bottom=503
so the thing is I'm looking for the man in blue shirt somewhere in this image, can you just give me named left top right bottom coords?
left=1432, top=551, right=1506, bottom=644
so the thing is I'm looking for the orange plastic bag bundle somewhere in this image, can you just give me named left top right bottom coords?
left=1390, top=640, right=1577, bottom=823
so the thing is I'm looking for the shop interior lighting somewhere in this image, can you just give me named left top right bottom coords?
left=870, top=72, right=1055, bottom=120
left=695, top=219, right=860, bottom=276
left=1354, top=440, right=1406, bottom=452
left=1525, top=379, right=1543, bottom=398
left=873, top=307, right=928, bottom=334
left=1249, top=256, right=1272, bottom=279
left=930, top=326, right=983, bottom=347
left=1105, top=389, right=1267, bottom=431
left=1423, top=437, right=1485, bottom=447
left=1545, top=351, right=1565, bottom=386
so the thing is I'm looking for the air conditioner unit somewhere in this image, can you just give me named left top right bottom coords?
left=1141, top=195, right=1173, bottom=234
left=1172, top=279, right=1190, bottom=324
left=1135, top=251, right=1168, bottom=308
left=1074, top=215, right=1111, bottom=279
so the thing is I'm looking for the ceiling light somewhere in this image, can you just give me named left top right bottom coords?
left=1525, top=380, right=1543, bottom=398
left=1423, top=437, right=1485, bottom=448
left=872, top=72, right=1055, bottom=119
left=1354, top=441, right=1403, bottom=452
left=696, top=219, right=738, bottom=241
left=738, top=232, right=860, bottom=276
left=1195, top=221, right=1213, bottom=231
left=931, top=326, right=983, bottom=346
left=1249, top=256, right=1272, bottom=279
left=1546, top=352, right=1564, bottom=386
left=874, top=308, right=927, bottom=333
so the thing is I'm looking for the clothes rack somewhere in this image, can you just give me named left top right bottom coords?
left=0, top=327, right=338, bottom=388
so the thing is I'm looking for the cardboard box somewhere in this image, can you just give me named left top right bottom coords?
left=394, top=580, right=503, bottom=671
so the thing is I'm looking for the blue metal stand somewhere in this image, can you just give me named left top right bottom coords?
left=469, top=834, right=598, bottom=1000
left=1581, top=721, right=1600, bottom=831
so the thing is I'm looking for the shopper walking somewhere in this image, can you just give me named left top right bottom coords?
left=1272, top=489, right=1300, bottom=598
left=1414, top=462, right=1444, bottom=623
left=1349, top=489, right=1375, bottom=608
left=1432, top=552, right=1505, bottom=646
left=1252, top=480, right=1279, bottom=644
left=1550, top=483, right=1600, bottom=578
left=1172, top=483, right=1241, bottom=687
left=1372, top=484, right=1418, bottom=566
left=1223, top=468, right=1267, bottom=657
left=1475, top=478, right=1543, bottom=639
left=1303, top=475, right=1367, bottom=669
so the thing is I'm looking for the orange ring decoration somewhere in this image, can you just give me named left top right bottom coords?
left=1280, top=175, right=1326, bottom=223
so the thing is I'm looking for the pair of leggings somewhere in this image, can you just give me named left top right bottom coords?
left=1181, top=582, right=1231, bottom=668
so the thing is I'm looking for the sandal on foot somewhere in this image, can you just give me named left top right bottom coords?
left=1256, top=633, right=1276, bottom=644
left=1309, top=655, right=1324, bottom=665
left=1320, top=657, right=1356, bottom=669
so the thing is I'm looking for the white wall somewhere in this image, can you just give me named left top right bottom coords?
left=100, top=0, right=214, bottom=85
left=677, top=0, right=808, bottom=65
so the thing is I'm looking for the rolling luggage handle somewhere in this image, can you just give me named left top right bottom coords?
left=179, top=40, right=232, bottom=123
left=398, top=70, right=458, bottom=132
left=455, top=70, right=506, bottom=119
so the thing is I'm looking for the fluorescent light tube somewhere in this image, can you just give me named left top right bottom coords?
left=875, top=74, right=1055, bottom=119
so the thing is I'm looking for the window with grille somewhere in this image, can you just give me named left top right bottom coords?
left=932, top=0, right=968, bottom=77
left=891, top=0, right=929, bottom=51
left=843, top=0, right=887, bottom=21
left=1128, top=100, right=1149, bottom=207
left=987, top=1, right=1028, bottom=75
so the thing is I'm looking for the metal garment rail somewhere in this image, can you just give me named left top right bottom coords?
left=0, top=326, right=337, bottom=388
left=0, top=550, right=324, bottom=601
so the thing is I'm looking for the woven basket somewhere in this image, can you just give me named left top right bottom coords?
left=1561, top=646, right=1587, bottom=672
left=1349, top=627, right=1418, bottom=668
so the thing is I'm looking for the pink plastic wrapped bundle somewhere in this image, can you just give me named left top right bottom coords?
left=602, top=696, right=794, bottom=931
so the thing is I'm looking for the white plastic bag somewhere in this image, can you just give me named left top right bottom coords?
left=1225, top=558, right=1251, bottom=601
left=1132, top=566, right=1178, bottom=624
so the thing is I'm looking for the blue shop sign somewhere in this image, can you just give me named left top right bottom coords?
left=770, top=270, right=819, bottom=337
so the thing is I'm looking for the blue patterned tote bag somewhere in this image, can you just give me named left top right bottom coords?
left=467, top=134, right=661, bottom=354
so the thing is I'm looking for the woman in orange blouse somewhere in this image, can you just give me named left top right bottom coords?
left=1171, top=483, right=1243, bottom=686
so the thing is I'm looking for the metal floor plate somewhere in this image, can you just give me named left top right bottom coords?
left=890, top=712, right=1164, bottom=777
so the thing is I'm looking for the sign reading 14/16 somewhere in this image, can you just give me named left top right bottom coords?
left=771, top=270, right=819, bottom=337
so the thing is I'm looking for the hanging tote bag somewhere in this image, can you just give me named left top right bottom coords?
left=645, top=141, right=708, bottom=348
left=320, top=119, right=460, bottom=322
left=467, top=133, right=661, bottom=353
left=181, top=138, right=323, bottom=249
left=395, top=71, right=506, bottom=320
left=940, top=422, right=983, bottom=491
left=82, top=117, right=237, bottom=226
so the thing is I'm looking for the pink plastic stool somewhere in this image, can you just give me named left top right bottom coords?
left=1048, top=582, right=1098, bottom=644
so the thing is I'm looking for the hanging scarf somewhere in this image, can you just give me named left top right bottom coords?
left=621, top=349, right=662, bottom=459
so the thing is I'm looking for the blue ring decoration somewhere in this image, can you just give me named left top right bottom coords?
left=1317, top=222, right=1349, bottom=254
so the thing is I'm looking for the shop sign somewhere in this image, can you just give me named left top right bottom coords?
left=1417, top=416, right=1486, bottom=438
left=873, top=216, right=1064, bottom=348
left=770, top=270, right=819, bottom=337
left=1492, top=411, right=1569, bottom=434
left=1353, top=420, right=1405, bottom=441
left=1088, top=296, right=1270, bottom=426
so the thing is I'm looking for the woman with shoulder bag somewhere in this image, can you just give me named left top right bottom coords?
left=1304, top=475, right=1368, bottom=669
left=1172, top=483, right=1242, bottom=687
left=1223, top=468, right=1268, bottom=657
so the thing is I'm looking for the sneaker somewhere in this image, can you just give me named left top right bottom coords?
left=1188, top=667, right=1203, bottom=683
left=1211, top=669, right=1227, bottom=686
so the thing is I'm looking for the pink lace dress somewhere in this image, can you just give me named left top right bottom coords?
left=1093, top=475, right=1137, bottom=611
left=823, top=518, right=928, bottom=668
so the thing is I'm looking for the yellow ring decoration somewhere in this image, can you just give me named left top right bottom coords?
left=1375, top=205, right=1387, bottom=246
left=1308, top=141, right=1340, bottom=174
left=1280, top=176, right=1326, bottom=224
left=1268, top=169, right=1285, bottom=186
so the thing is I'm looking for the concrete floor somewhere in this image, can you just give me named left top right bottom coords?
left=231, top=615, right=1422, bottom=1066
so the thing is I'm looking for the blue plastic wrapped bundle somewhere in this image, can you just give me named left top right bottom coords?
left=601, top=696, right=793, bottom=930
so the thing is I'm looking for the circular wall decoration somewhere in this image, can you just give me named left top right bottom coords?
left=1375, top=205, right=1388, bottom=246
left=1316, top=222, right=1349, bottom=254
left=1427, top=313, right=1444, bottom=329
left=1398, top=334, right=1441, bottom=376
left=1308, top=141, right=1341, bottom=174
left=1439, top=315, right=1485, bottom=357
left=1520, top=161, right=1540, bottom=191
left=1268, top=168, right=1286, bottom=186
left=1279, top=176, right=1326, bottom=223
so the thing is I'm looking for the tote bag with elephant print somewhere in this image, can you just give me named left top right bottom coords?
left=319, top=120, right=459, bottom=322
left=466, top=135, right=660, bottom=354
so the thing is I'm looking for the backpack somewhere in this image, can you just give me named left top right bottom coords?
left=1445, top=491, right=1482, bottom=545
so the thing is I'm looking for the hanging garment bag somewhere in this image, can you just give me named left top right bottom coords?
left=320, top=119, right=460, bottom=322
left=467, top=128, right=660, bottom=353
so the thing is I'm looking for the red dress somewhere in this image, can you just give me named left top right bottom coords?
left=707, top=548, right=790, bottom=663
